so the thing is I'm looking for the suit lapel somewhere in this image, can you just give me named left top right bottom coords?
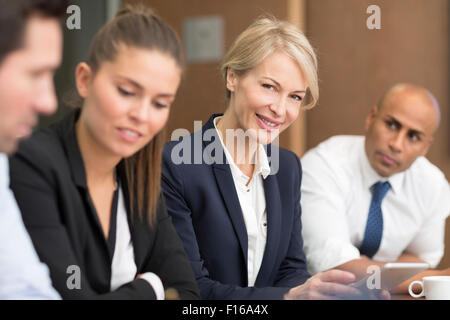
left=212, top=164, right=248, bottom=264
left=255, top=172, right=282, bottom=285
left=61, top=110, right=112, bottom=261
left=203, top=114, right=248, bottom=265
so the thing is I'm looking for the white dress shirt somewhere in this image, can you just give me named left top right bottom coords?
left=110, top=186, right=165, bottom=299
left=300, top=136, right=450, bottom=274
left=214, top=117, right=271, bottom=286
left=0, top=153, right=60, bottom=299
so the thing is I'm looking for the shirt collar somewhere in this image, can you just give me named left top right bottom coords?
left=359, top=137, right=404, bottom=194
left=254, top=144, right=271, bottom=179
left=213, top=116, right=270, bottom=180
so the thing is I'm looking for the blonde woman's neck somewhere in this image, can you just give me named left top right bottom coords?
left=216, top=110, right=258, bottom=178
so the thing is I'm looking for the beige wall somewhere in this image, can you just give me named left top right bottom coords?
left=306, top=0, right=450, bottom=268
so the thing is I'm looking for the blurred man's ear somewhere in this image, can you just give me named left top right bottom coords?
left=365, top=105, right=378, bottom=131
left=75, top=62, right=92, bottom=99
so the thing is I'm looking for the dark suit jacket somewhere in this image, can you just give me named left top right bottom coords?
left=162, top=114, right=310, bottom=300
left=9, top=110, right=200, bottom=300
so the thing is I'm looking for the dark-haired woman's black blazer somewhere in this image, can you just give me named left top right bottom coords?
left=9, top=110, right=200, bottom=300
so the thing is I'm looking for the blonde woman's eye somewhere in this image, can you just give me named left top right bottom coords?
left=118, top=87, right=134, bottom=96
left=262, top=83, right=275, bottom=90
left=291, top=94, right=302, bottom=101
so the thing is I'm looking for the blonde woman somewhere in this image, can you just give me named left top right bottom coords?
left=162, top=17, right=369, bottom=300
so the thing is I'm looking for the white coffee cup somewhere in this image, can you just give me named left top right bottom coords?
left=408, top=276, right=450, bottom=300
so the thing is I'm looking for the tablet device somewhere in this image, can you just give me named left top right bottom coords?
left=350, top=262, right=429, bottom=291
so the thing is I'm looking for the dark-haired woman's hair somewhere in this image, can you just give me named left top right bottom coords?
left=0, top=0, right=69, bottom=63
left=82, top=4, right=184, bottom=224
left=86, top=5, right=184, bottom=73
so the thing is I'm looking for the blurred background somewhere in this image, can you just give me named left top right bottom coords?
left=47, top=0, right=450, bottom=268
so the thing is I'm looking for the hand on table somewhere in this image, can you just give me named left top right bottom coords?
left=284, top=269, right=390, bottom=300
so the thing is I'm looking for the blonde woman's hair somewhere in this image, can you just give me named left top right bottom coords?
left=221, top=16, right=318, bottom=109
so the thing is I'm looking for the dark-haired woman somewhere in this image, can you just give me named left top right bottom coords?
left=9, top=6, right=199, bottom=300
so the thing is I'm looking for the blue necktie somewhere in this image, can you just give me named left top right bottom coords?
left=359, top=181, right=391, bottom=258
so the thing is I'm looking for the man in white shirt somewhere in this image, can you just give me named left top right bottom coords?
left=301, top=83, right=450, bottom=293
left=0, top=0, right=68, bottom=299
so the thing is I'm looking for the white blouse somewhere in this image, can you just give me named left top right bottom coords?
left=110, top=187, right=165, bottom=299
left=214, top=117, right=271, bottom=286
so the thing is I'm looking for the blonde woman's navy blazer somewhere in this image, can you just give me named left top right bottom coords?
left=162, top=114, right=310, bottom=300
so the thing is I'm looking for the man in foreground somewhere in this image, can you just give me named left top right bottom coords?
left=0, top=0, right=68, bottom=299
